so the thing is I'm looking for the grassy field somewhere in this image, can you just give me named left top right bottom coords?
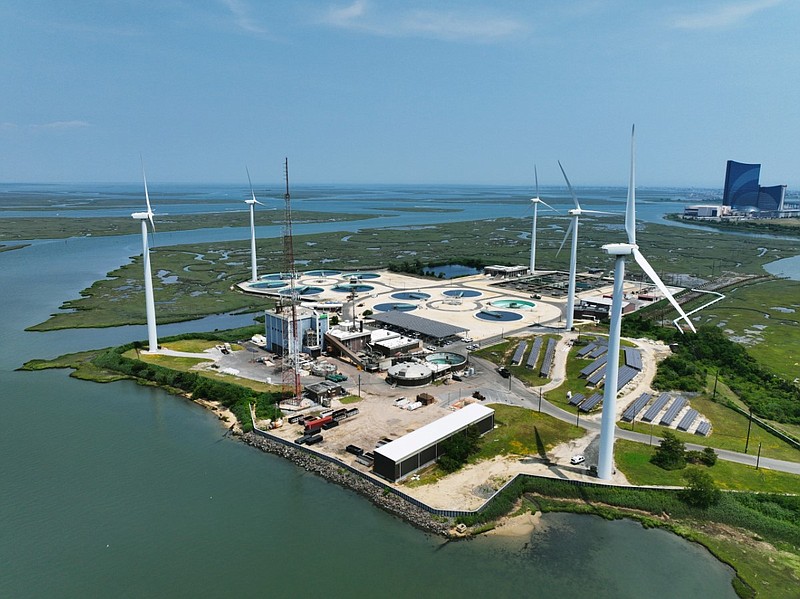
left=0, top=210, right=369, bottom=241
left=615, top=438, right=800, bottom=493
left=474, top=403, right=584, bottom=461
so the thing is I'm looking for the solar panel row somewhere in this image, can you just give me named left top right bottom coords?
left=622, top=393, right=652, bottom=421
left=624, top=348, right=643, bottom=370
left=576, top=342, right=596, bottom=357
left=526, top=337, right=543, bottom=368
left=589, top=345, right=609, bottom=359
left=580, top=393, right=604, bottom=412
left=695, top=421, right=711, bottom=436
left=660, top=396, right=687, bottom=426
left=568, top=393, right=586, bottom=406
left=512, top=341, right=528, bottom=366
left=677, top=409, right=699, bottom=431
left=539, top=338, right=557, bottom=377
left=586, top=364, right=607, bottom=386
left=642, top=393, right=671, bottom=422
left=580, top=354, right=608, bottom=378
left=616, top=366, right=639, bottom=391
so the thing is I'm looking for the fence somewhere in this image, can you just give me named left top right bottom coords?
left=725, top=402, right=800, bottom=451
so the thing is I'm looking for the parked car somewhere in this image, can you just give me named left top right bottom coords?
left=570, top=455, right=586, bottom=465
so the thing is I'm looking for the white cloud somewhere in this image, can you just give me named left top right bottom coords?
left=670, top=0, right=783, bottom=30
left=320, top=0, right=526, bottom=42
left=31, top=121, right=91, bottom=132
left=220, top=0, right=268, bottom=34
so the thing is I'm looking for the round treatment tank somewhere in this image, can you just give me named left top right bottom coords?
left=443, top=289, right=482, bottom=298
left=332, top=283, right=374, bottom=293
left=305, top=269, right=342, bottom=277
left=391, top=291, right=431, bottom=301
left=489, top=298, right=536, bottom=310
left=475, top=309, right=523, bottom=322
left=279, top=286, right=324, bottom=296
left=425, top=352, right=468, bottom=370
left=342, top=272, right=380, bottom=280
left=386, top=362, right=433, bottom=387
left=250, top=281, right=288, bottom=289
left=373, top=302, right=416, bottom=312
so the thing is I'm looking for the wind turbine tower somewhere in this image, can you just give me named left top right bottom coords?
left=597, top=126, right=697, bottom=480
left=131, top=165, right=159, bottom=352
left=245, top=166, right=265, bottom=283
left=528, top=165, right=557, bottom=275
left=281, top=158, right=302, bottom=405
left=557, top=162, right=612, bottom=330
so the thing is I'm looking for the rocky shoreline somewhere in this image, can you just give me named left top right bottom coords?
left=241, top=431, right=453, bottom=537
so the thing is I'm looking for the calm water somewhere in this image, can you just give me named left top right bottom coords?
left=0, top=184, right=739, bottom=597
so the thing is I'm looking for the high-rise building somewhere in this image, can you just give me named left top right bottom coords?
left=722, top=161, right=760, bottom=207
left=722, top=160, right=786, bottom=213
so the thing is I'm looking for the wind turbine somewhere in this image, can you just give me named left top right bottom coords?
left=557, top=162, right=613, bottom=330
left=245, top=166, right=266, bottom=282
left=596, top=125, right=696, bottom=481
left=131, top=162, right=158, bottom=353
left=528, top=165, right=558, bottom=275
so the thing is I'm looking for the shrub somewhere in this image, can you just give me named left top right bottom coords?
left=680, top=468, right=722, bottom=508
left=651, top=431, right=686, bottom=470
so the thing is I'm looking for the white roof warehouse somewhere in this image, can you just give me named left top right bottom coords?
left=373, top=403, right=495, bottom=482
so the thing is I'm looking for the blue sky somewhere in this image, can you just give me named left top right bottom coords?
left=2, top=1, right=798, bottom=187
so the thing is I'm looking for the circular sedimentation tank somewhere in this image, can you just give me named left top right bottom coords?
left=490, top=298, right=536, bottom=310
left=443, top=289, right=482, bottom=298
left=279, top=286, right=324, bottom=296
left=425, top=352, right=467, bottom=368
left=342, top=272, right=380, bottom=280
left=332, top=283, right=375, bottom=293
left=386, top=362, right=433, bottom=387
left=475, top=309, right=523, bottom=322
left=305, top=269, right=341, bottom=277
left=391, top=291, right=431, bottom=301
left=373, top=302, right=416, bottom=312
left=260, top=272, right=299, bottom=281
left=250, top=281, right=288, bottom=289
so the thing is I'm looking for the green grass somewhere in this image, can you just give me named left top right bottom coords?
left=339, top=395, right=362, bottom=404
left=615, top=439, right=800, bottom=493
left=474, top=403, right=584, bottom=461
left=160, top=339, right=226, bottom=353
left=474, top=336, right=555, bottom=387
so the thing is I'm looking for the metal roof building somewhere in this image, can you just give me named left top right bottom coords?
left=373, top=403, right=494, bottom=482
left=369, top=311, right=468, bottom=340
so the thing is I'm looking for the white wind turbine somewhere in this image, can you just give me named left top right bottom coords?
left=528, top=165, right=558, bottom=275
left=557, top=162, right=613, bottom=330
left=597, top=125, right=696, bottom=481
left=245, top=166, right=266, bottom=282
left=131, top=163, right=158, bottom=352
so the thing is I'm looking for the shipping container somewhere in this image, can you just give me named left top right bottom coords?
left=322, top=420, right=339, bottom=430
left=294, top=436, right=308, bottom=445
left=306, top=434, right=323, bottom=445
left=346, top=408, right=360, bottom=416
left=346, top=444, right=364, bottom=456
left=304, top=415, right=333, bottom=433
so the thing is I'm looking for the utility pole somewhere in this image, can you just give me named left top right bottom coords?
left=756, top=442, right=762, bottom=470
left=358, top=374, right=362, bottom=398
left=745, top=408, right=753, bottom=453
left=538, top=387, right=542, bottom=412
left=576, top=409, right=580, bottom=428
left=712, top=369, right=719, bottom=402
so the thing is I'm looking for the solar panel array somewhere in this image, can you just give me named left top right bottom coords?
left=695, top=421, right=711, bottom=436
left=512, top=341, right=528, bottom=366
left=579, top=393, right=604, bottom=412
left=568, top=393, right=586, bottom=406
left=580, top=354, right=608, bottom=378
left=615, top=366, right=639, bottom=391
left=659, top=396, right=688, bottom=426
left=624, top=348, right=643, bottom=370
left=642, top=393, right=671, bottom=422
left=576, top=342, right=596, bottom=357
left=622, top=393, right=652, bottom=421
left=526, top=337, right=543, bottom=368
left=677, top=409, right=699, bottom=431
left=586, top=364, right=607, bottom=386
left=539, top=338, right=557, bottom=377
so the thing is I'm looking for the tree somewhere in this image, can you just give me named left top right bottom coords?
left=437, top=426, right=481, bottom=473
left=651, top=431, right=687, bottom=470
left=680, top=467, right=722, bottom=508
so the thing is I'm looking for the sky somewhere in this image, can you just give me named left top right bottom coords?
left=1, top=0, right=799, bottom=187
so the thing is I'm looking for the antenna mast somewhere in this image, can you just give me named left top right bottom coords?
left=281, top=158, right=302, bottom=405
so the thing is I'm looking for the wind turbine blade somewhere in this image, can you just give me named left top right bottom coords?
left=632, top=248, right=696, bottom=333
left=556, top=219, right=574, bottom=256
left=581, top=209, right=616, bottom=216
left=253, top=199, right=266, bottom=206
left=534, top=164, right=539, bottom=199
left=626, top=124, right=637, bottom=245
left=245, top=165, right=257, bottom=203
left=558, top=160, right=581, bottom=210
left=540, top=200, right=559, bottom=213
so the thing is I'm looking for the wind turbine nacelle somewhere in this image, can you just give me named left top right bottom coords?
left=131, top=211, right=151, bottom=220
left=602, top=243, right=635, bottom=256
